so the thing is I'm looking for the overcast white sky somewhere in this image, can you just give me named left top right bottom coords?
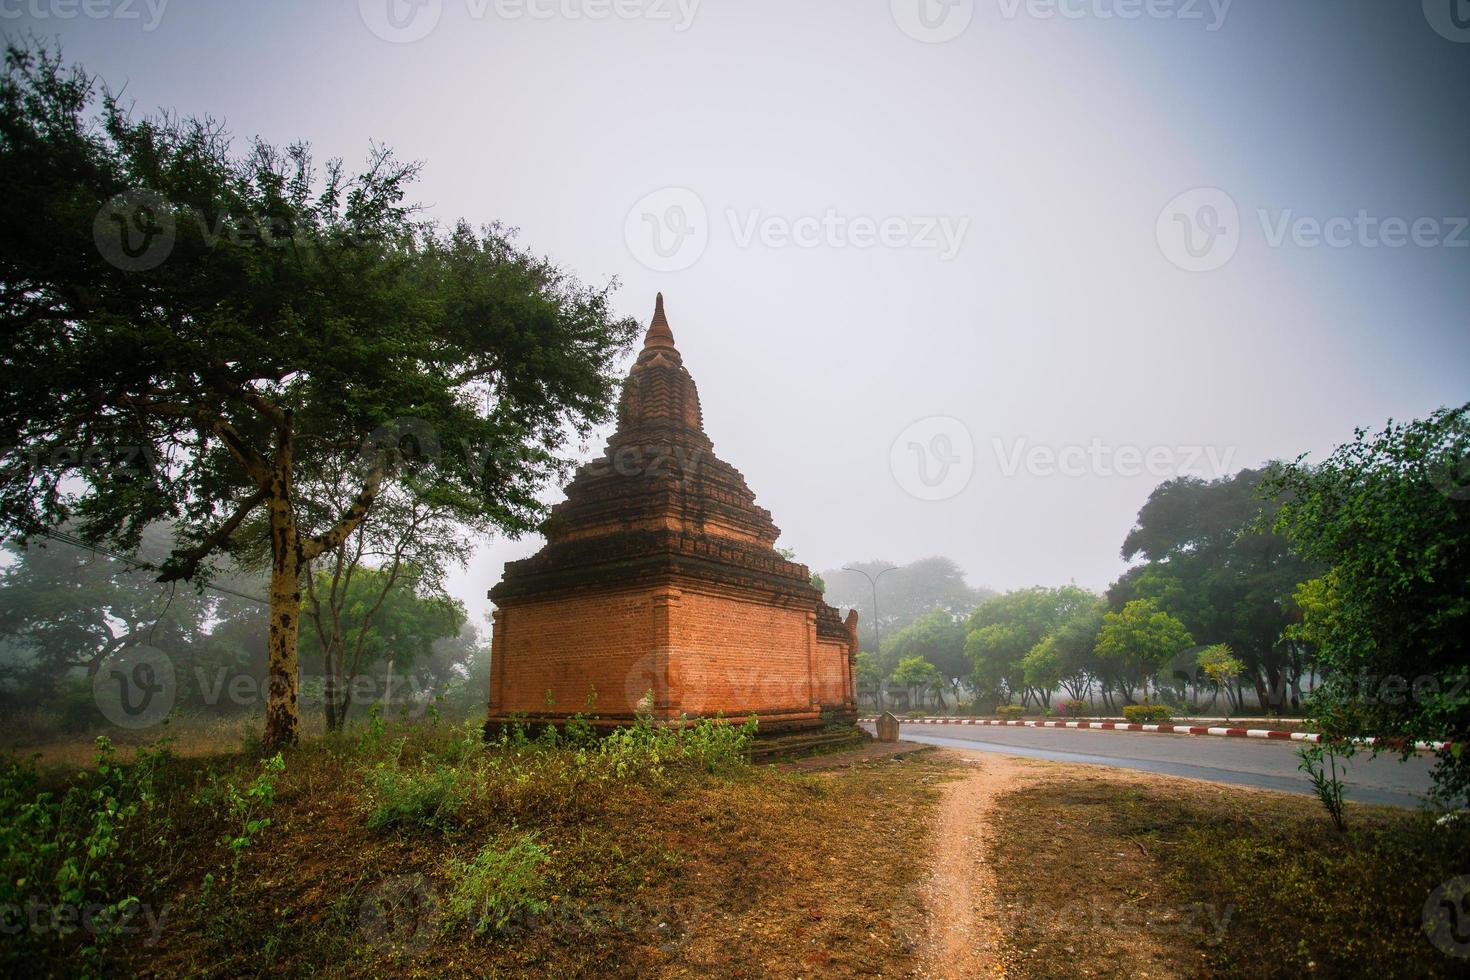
left=14, top=0, right=1469, bottom=628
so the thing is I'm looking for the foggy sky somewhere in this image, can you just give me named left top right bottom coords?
left=10, top=0, right=1468, bottom=629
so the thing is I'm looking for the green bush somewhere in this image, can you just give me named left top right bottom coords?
left=0, top=736, right=171, bottom=969
left=1122, top=703, right=1172, bottom=723
left=996, top=705, right=1025, bottom=720
left=442, top=833, right=550, bottom=935
left=598, top=713, right=756, bottom=779
left=362, top=753, right=465, bottom=830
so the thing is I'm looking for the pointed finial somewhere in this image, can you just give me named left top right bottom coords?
left=643, top=292, right=675, bottom=351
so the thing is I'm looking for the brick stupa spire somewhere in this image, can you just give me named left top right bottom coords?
left=487, top=295, right=857, bottom=732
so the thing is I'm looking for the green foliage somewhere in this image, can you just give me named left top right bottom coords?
left=889, top=655, right=941, bottom=688
left=362, top=747, right=466, bottom=831
left=1095, top=599, right=1194, bottom=700
left=1113, top=467, right=1320, bottom=710
left=1298, top=742, right=1347, bottom=832
left=1266, top=404, right=1470, bottom=805
left=0, top=44, right=640, bottom=745
left=0, top=736, right=170, bottom=968
left=598, top=715, right=758, bottom=780
left=1195, top=643, right=1246, bottom=716
left=996, top=705, right=1025, bottom=720
left=854, top=651, right=884, bottom=700
left=825, top=557, right=991, bottom=651
left=442, top=833, right=551, bottom=936
left=965, top=585, right=1100, bottom=705
left=1121, top=703, right=1172, bottom=723
left=1196, top=644, right=1244, bottom=687
left=219, top=754, right=285, bottom=858
left=880, top=608, right=967, bottom=680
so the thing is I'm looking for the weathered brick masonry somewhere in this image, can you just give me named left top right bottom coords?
left=487, top=294, right=857, bottom=732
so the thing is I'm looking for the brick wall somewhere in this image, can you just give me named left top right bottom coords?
left=490, top=584, right=849, bottom=729
left=814, top=638, right=850, bottom=710
left=489, top=588, right=659, bottom=717
left=667, top=589, right=814, bottom=720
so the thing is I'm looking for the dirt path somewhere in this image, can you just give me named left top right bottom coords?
left=916, top=751, right=1035, bottom=979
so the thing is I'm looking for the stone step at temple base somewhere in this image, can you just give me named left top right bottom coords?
left=749, top=724, right=870, bottom=764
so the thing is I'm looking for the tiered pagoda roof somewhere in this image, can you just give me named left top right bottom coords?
left=491, top=295, right=826, bottom=612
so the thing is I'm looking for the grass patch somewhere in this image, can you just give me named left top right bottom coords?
left=3, top=712, right=950, bottom=977
left=442, top=833, right=551, bottom=935
left=988, top=766, right=1470, bottom=979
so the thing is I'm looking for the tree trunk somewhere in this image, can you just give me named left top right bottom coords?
left=264, top=468, right=304, bottom=751
left=323, top=637, right=340, bottom=732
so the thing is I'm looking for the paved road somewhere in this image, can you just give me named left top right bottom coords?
left=861, top=721, right=1438, bottom=808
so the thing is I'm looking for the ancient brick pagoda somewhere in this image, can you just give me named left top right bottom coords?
left=486, top=294, right=857, bottom=732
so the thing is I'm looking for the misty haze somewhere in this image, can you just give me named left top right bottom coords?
left=0, top=1, right=1466, bottom=977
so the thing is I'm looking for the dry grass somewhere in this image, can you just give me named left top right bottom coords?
left=9, top=720, right=960, bottom=978
left=984, top=760, right=1470, bottom=979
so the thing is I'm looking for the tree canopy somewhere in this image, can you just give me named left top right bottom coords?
left=1265, top=403, right=1470, bottom=805
left=0, top=46, right=638, bottom=747
left=1110, top=467, right=1319, bottom=709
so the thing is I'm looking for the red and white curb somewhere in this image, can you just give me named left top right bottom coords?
left=857, top=717, right=1449, bottom=753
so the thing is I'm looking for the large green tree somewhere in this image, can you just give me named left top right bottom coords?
left=0, top=48, right=638, bottom=748
left=1094, top=598, right=1194, bottom=703
left=879, top=607, right=967, bottom=680
left=1020, top=598, right=1105, bottom=704
left=1265, top=404, right=1470, bottom=805
left=889, top=656, right=942, bottom=711
left=964, top=585, right=1097, bottom=707
left=1111, top=468, right=1319, bottom=710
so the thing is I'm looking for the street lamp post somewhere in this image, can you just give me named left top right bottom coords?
left=844, top=564, right=899, bottom=712
left=842, top=564, right=899, bottom=652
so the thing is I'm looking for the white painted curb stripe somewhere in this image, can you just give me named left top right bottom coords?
left=855, top=717, right=1448, bottom=752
